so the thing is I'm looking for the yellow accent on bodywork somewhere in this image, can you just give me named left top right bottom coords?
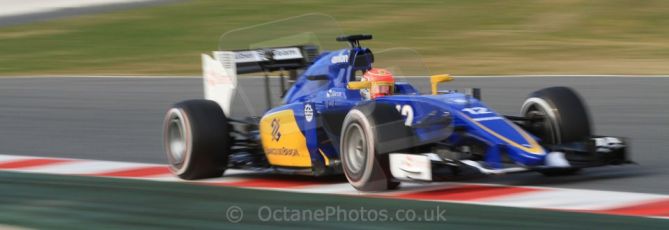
left=318, top=149, right=330, bottom=166
left=259, top=110, right=312, bottom=167
left=430, top=74, right=454, bottom=95
left=347, top=81, right=371, bottom=90
left=459, top=112, right=545, bottom=155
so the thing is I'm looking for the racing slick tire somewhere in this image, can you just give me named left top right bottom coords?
left=163, top=99, right=230, bottom=180
left=521, top=87, right=590, bottom=176
left=340, top=103, right=406, bottom=191
left=521, top=86, right=591, bottom=145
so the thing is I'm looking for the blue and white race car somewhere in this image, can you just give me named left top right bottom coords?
left=163, top=23, right=628, bottom=191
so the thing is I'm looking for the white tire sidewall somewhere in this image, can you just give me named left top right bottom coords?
left=521, top=97, right=562, bottom=143
left=341, top=109, right=376, bottom=188
left=163, top=108, right=193, bottom=176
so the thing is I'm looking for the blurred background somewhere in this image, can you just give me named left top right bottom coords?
left=1, top=0, right=669, bottom=76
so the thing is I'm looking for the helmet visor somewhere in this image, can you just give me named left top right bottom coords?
left=371, top=82, right=394, bottom=98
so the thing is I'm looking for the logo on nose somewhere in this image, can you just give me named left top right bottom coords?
left=271, top=118, right=281, bottom=142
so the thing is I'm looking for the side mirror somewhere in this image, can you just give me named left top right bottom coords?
left=430, top=74, right=454, bottom=95
left=347, top=81, right=371, bottom=90
left=306, top=74, right=330, bottom=81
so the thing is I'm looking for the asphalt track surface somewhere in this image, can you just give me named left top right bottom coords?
left=0, top=76, right=667, bottom=194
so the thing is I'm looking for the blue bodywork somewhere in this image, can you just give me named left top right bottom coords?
left=267, top=46, right=547, bottom=171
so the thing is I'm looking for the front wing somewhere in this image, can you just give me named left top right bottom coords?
left=388, top=136, right=629, bottom=182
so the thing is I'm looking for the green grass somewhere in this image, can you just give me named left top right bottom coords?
left=0, top=171, right=666, bottom=229
left=2, top=0, right=669, bottom=75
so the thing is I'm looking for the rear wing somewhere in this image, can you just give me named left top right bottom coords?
left=202, top=45, right=319, bottom=116
left=234, top=45, right=319, bottom=74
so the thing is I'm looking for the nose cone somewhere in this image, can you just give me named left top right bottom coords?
left=500, top=125, right=547, bottom=166
left=459, top=111, right=547, bottom=166
left=508, top=145, right=546, bottom=166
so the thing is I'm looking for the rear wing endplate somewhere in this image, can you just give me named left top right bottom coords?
left=202, top=45, right=319, bottom=116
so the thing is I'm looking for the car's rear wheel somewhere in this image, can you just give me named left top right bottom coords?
left=341, top=104, right=403, bottom=191
left=521, top=86, right=591, bottom=176
left=163, top=100, right=230, bottom=180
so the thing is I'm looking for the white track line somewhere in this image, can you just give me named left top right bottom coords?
left=9, top=160, right=145, bottom=175
left=483, top=189, right=667, bottom=210
left=0, top=0, right=155, bottom=18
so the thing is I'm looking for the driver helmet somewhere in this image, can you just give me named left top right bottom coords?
left=361, top=68, right=395, bottom=99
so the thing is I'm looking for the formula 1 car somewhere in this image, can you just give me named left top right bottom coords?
left=163, top=15, right=629, bottom=191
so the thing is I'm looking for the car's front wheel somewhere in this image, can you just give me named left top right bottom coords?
left=521, top=86, right=590, bottom=176
left=521, top=86, right=591, bottom=145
